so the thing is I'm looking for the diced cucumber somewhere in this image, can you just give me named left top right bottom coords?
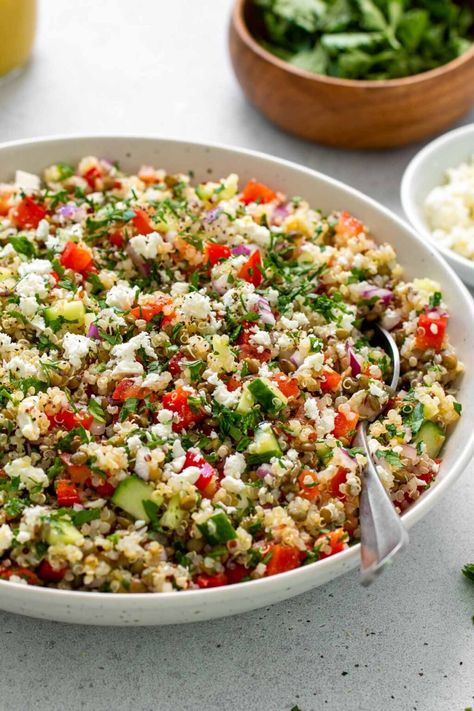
left=247, top=422, right=282, bottom=466
left=196, top=184, right=214, bottom=201
left=159, top=494, right=186, bottom=531
left=315, top=442, right=333, bottom=465
left=247, top=377, right=288, bottom=413
left=111, top=475, right=155, bottom=522
left=45, top=518, right=84, bottom=546
left=198, top=511, right=237, bottom=545
left=236, top=385, right=255, bottom=414
left=44, top=300, right=85, bottom=326
left=414, top=421, right=446, bottom=459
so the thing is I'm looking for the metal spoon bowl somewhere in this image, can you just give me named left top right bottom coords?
left=355, top=324, right=408, bottom=586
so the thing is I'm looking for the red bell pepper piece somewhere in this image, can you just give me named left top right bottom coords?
left=264, top=544, right=302, bottom=576
left=271, top=373, right=300, bottom=399
left=204, top=242, right=232, bottom=266
left=37, top=560, right=66, bottom=583
left=327, top=467, right=348, bottom=499
left=332, top=406, right=359, bottom=442
left=49, top=408, right=93, bottom=431
left=415, top=312, right=448, bottom=352
left=162, top=385, right=205, bottom=432
left=56, top=480, right=81, bottom=506
left=320, top=367, right=342, bottom=393
left=237, top=249, right=263, bottom=287
left=226, top=564, right=249, bottom=585
left=335, top=211, right=364, bottom=238
left=112, top=378, right=148, bottom=401
left=12, top=196, right=47, bottom=229
left=60, top=241, right=94, bottom=273
left=83, top=166, right=102, bottom=188
left=184, top=451, right=217, bottom=496
left=195, top=572, right=228, bottom=588
left=109, top=230, right=125, bottom=248
left=240, top=179, right=277, bottom=205
left=0, top=566, right=40, bottom=585
left=298, top=470, right=320, bottom=502
left=132, top=207, right=155, bottom=234
left=318, top=529, right=347, bottom=559
left=130, top=295, right=175, bottom=325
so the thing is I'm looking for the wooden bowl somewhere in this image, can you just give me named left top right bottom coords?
left=229, top=0, right=474, bottom=148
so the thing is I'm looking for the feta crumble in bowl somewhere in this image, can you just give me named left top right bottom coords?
left=401, top=123, right=474, bottom=287
left=0, top=136, right=473, bottom=626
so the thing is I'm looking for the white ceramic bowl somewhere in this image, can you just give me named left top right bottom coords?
left=401, top=123, right=474, bottom=287
left=1, top=135, right=474, bottom=626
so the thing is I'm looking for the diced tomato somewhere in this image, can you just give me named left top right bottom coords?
left=264, top=544, right=302, bottom=576
left=162, top=385, right=205, bottom=432
left=50, top=270, right=60, bottom=284
left=327, top=467, right=348, bottom=499
left=240, top=179, right=277, bottom=205
left=132, top=207, right=155, bottom=234
left=226, top=564, right=249, bottom=585
left=109, top=230, right=124, bottom=248
left=332, top=405, right=359, bottom=442
left=298, top=469, right=320, bottom=502
left=37, top=560, right=66, bottom=583
left=320, top=367, right=342, bottom=393
left=318, top=529, right=347, bottom=559
left=130, top=295, right=175, bottom=326
left=12, top=196, right=47, bottom=229
left=94, top=480, right=115, bottom=497
left=237, top=320, right=272, bottom=362
left=67, top=464, right=92, bottom=486
left=335, top=211, right=364, bottom=238
left=204, top=242, right=232, bottom=266
left=56, top=480, right=81, bottom=507
left=112, top=378, right=147, bottom=401
left=83, top=166, right=102, bottom=189
left=237, top=249, right=263, bottom=287
left=49, top=408, right=93, bottom=431
left=60, top=241, right=94, bottom=273
left=195, top=572, right=228, bottom=588
left=271, top=373, right=300, bottom=399
left=415, top=312, right=448, bottom=352
left=0, top=566, right=40, bottom=585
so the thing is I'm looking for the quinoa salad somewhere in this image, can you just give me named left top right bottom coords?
left=0, top=158, right=462, bottom=593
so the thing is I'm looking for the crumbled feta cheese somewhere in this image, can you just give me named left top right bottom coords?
left=304, top=397, right=319, bottom=421
left=62, top=333, right=96, bottom=369
left=110, top=332, right=156, bottom=376
left=18, top=259, right=53, bottom=277
left=213, top=382, right=241, bottom=408
left=5, top=456, right=49, bottom=491
left=129, top=232, right=171, bottom=259
left=15, top=273, right=48, bottom=299
left=249, top=330, right=272, bottom=348
left=105, top=281, right=138, bottom=311
left=15, top=170, right=41, bottom=191
left=180, top=292, right=212, bottom=320
left=5, top=355, right=39, bottom=378
left=368, top=380, right=386, bottom=398
left=223, top=452, right=246, bottom=478
left=142, top=371, right=172, bottom=390
left=17, top=395, right=48, bottom=441
left=0, top=524, right=13, bottom=553
left=233, top=216, right=271, bottom=247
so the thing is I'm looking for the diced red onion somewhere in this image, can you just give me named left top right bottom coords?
left=290, top=351, right=304, bottom=367
left=232, top=244, right=252, bottom=256
left=255, top=297, right=275, bottom=326
left=126, top=243, right=150, bottom=277
left=338, top=448, right=358, bottom=471
left=400, top=444, right=418, bottom=462
left=212, top=275, right=229, bottom=295
left=427, top=307, right=448, bottom=319
left=57, top=204, right=83, bottom=221
left=203, top=207, right=220, bottom=224
left=256, top=464, right=272, bottom=479
left=87, top=323, right=101, bottom=340
left=381, top=309, right=402, bottom=331
left=346, top=342, right=362, bottom=376
left=271, top=204, right=289, bottom=223
left=362, top=286, right=393, bottom=305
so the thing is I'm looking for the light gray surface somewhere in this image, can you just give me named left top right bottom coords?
left=0, top=1, right=473, bottom=709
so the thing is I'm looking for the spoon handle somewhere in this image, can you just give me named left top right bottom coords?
left=356, top=422, right=409, bottom=586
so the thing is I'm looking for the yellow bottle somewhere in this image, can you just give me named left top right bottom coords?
left=0, top=0, right=37, bottom=77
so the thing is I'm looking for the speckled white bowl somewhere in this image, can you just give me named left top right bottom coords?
left=1, top=135, right=473, bottom=626
left=401, top=123, right=474, bottom=287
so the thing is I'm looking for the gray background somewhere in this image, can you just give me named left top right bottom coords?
left=0, top=1, right=473, bottom=709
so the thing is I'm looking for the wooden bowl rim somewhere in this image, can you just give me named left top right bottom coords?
left=232, top=0, right=474, bottom=89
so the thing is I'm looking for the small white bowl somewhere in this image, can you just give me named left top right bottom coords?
left=401, top=123, right=474, bottom=287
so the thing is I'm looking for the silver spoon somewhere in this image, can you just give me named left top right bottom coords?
left=355, top=323, right=408, bottom=586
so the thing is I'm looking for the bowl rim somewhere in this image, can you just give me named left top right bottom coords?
left=231, top=0, right=474, bottom=89
left=0, top=132, right=474, bottom=608
left=401, top=122, right=474, bottom=275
